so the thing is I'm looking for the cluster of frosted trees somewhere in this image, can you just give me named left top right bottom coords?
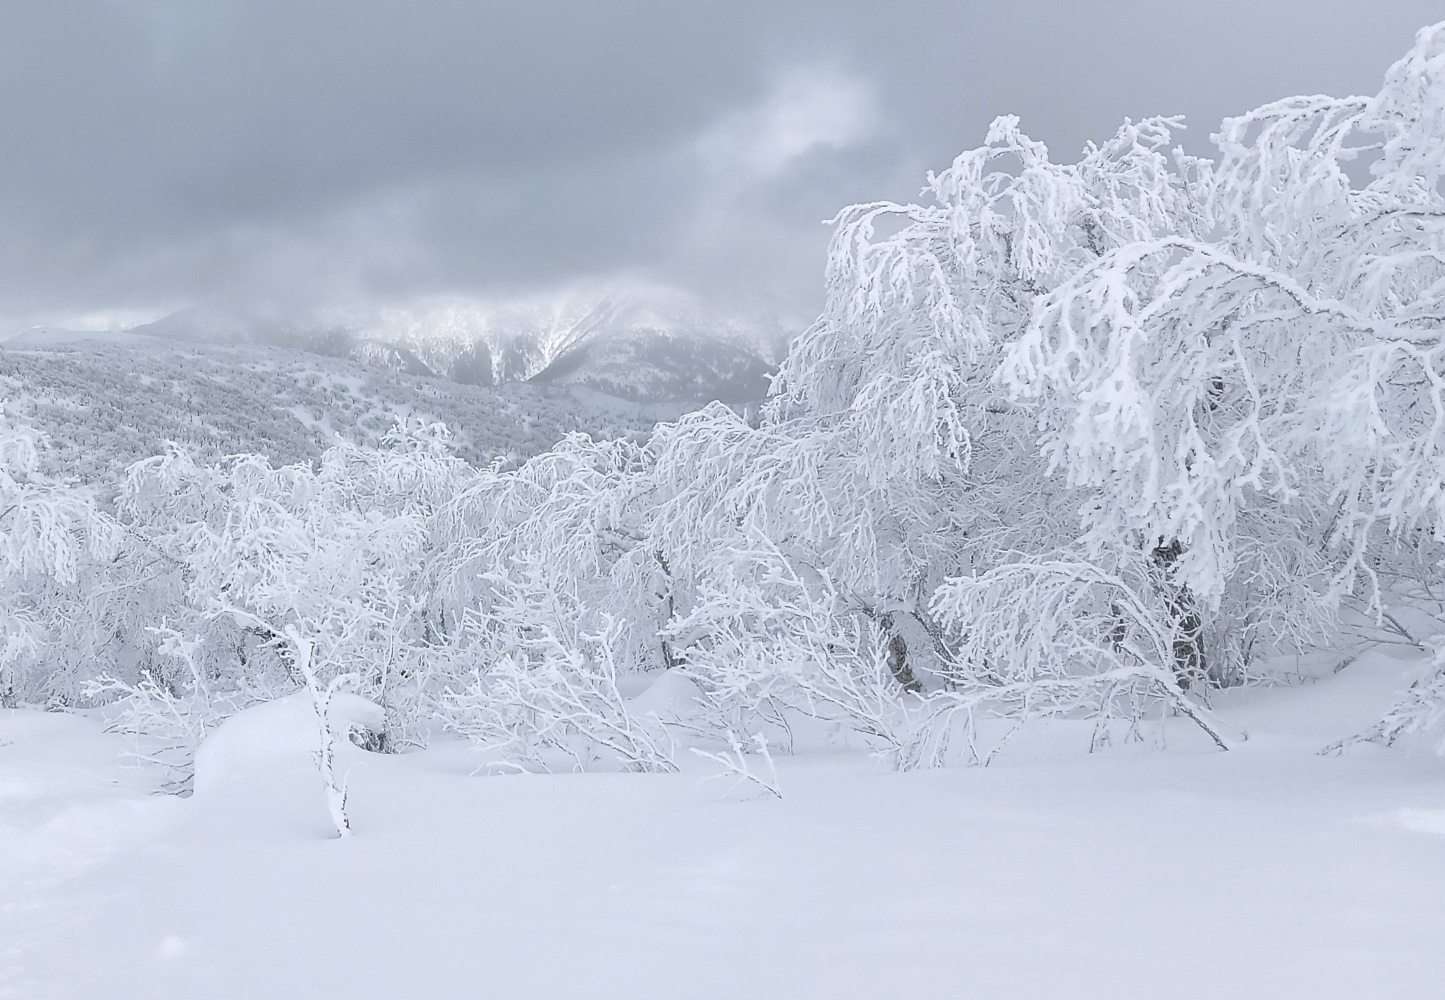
left=4, top=24, right=1445, bottom=790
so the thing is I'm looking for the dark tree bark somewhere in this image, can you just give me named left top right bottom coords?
left=879, top=613, right=923, bottom=694
left=1152, top=540, right=1207, bottom=691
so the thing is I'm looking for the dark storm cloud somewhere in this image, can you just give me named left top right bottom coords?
left=0, top=0, right=1440, bottom=326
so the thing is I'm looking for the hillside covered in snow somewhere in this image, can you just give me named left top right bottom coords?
left=10, top=284, right=786, bottom=405
left=0, top=337, right=663, bottom=485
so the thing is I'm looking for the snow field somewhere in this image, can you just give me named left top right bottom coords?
left=3, top=649, right=1443, bottom=1000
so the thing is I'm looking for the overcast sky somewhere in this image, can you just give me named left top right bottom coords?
left=1, top=0, right=1440, bottom=332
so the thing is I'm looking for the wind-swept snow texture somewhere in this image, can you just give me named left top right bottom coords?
left=3, top=649, right=1443, bottom=1000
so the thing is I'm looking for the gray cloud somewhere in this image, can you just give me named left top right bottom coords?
left=0, top=0, right=1440, bottom=329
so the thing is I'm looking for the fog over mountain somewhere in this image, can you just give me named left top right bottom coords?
left=7, top=282, right=786, bottom=403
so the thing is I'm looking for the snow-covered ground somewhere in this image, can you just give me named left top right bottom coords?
left=4, top=649, right=1443, bottom=1000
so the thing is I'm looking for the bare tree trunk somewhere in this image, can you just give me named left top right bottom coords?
left=851, top=602, right=924, bottom=693
left=879, top=613, right=922, bottom=694
left=1152, top=541, right=1207, bottom=691
left=656, top=551, right=681, bottom=670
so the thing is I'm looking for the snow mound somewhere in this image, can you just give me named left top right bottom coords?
left=193, top=691, right=383, bottom=796
left=1398, top=808, right=1445, bottom=835
left=627, top=668, right=706, bottom=721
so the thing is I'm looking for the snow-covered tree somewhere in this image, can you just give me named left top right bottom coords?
left=999, top=23, right=1445, bottom=736
left=108, top=421, right=470, bottom=791
left=0, top=415, right=121, bottom=706
left=661, top=21, right=1445, bottom=752
left=428, top=430, right=685, bottom=770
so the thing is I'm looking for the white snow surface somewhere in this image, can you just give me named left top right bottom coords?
left=191, top=691, right=384, bottom=798
left=4, top=649, right=1445, bottom=1000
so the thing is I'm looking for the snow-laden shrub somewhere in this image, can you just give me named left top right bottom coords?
left=665, top=534, right=920, bottom=758
left=442, top=560, right=676, bottom=773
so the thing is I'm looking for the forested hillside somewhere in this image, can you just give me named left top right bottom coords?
left=0, top=338, right=661, bottom=484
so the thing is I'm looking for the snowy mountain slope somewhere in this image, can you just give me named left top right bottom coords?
left=352, top=340, right=438, bottom=379
left=128, top=306, right=273, bottom=345
left=316, top=283, right=790, bottom=394
left=0, top=339, right=660, bottom=485
left=5, top=327, right=158, bottom=348
left=71, top=284, right=788, bottom=403
left=529, top=326, right=774, bottom=402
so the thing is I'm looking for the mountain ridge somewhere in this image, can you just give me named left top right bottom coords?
left=10, top=286, right=791, bottom=405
